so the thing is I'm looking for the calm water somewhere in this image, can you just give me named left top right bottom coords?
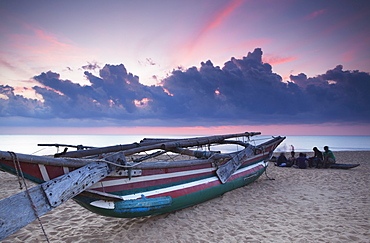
left=0, top=135, right=369, bottom=155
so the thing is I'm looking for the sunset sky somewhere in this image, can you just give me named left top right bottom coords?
left=0, top=0, right=369, bottom=135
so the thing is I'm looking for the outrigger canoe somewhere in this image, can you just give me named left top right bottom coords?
left=328, top=163, right=360, bottom=169
left=0, top=132, right=285, bottom=240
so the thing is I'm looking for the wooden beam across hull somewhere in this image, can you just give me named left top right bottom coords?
left=55, top=132, right=261, bottom=158
left=0, top=162, right=111, bottom=241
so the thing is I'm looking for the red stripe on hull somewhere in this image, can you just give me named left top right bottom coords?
left=0, top=159, right=74, bottom=182
left=147, top=165, right=264, bottom=199
left=43, top=165, right=69, bottom=179
left=138, top=163, right=213, bottom=176
left=97, top=170, right=215, bottom=193
left=94, top=153, right=270, bottom=193
left=1, top=160, right=44, bottom=180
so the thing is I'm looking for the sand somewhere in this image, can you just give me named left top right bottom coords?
left=1, top=151, right=369, bottom=242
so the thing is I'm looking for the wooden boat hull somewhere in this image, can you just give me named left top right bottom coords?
left=0, top=135, right=284, bottom=218
left=73, top=160, right=267, bottom=218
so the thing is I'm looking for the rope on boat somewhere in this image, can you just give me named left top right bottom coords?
left=263, top=147, right=275, bottom=181
left=31, top=147, right=46, bottom=155
left=7, top=151, right=50, bottom=243
left=264, top=162, right=275, bottom=181
left=166, top=149, right=189, bottom=161
left=164, top=151, right=177, bottom=161
left=8, top=151, right=23, bottom=190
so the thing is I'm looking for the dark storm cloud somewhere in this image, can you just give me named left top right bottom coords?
left=1, top=48, right=369, bottom=126
left=290, top=65, right=370, bottom=122
left=0, top=85, right=46, bottom=118
left=159, top=49, right=312, bottom=124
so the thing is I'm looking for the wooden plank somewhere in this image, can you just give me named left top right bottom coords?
left=165, top=147, right=215, bottom=158
left=57, top=132, right=261, bottom=158
left=139, top=138, right=177, bottom=145
left=123, top=132, right=261, bottom=156
left=42, top=162, right=110, bottom=207
left=0, top=151, right=91, bottom=168
left=0, top=161, right=111, bottom=240
left=38, top=143, right=95, bottom=149
left=126, top=158, right=211, bottom=169
left=216, top=145, right=255, bottom=183
left=55, top=143, right=141, bottom=158
left=0, top=184, right=51, bottom=240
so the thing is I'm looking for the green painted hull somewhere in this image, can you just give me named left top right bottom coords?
left=73, top=165, right=266, bottom=218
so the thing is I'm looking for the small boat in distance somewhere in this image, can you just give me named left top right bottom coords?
left=0, top=132, right=285, bottom=240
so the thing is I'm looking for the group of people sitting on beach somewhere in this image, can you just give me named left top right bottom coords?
left=275, top=146, right=336, bottom=169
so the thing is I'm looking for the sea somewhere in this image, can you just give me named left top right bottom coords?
left=0, top=135, right=369, bottom=155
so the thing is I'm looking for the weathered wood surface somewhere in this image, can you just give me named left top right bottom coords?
left=56, top=132, right=261, bottom=158
left=123, top=132, right=261, bottom=156
left=55, top=139, right=173, bottom=158
left=0, top=151, right=92, bottom=167
left=125, top=152, right=232, bottom=170
left=0, top=162, right=111, bottom=241
left=0, top=183, right=51, bottom=240
left=216, top=145, right=255, bottom=183
left=55, top=143, right=141, bottom=158
left=42, top=162, right=110, bottom=207
left=38, top=143, right=95, bottom=149
left=139, top=138, right=177, bottom=144
left=165, top=147, right=221, bottom=159
left=128, top=158, right=212, bottom=169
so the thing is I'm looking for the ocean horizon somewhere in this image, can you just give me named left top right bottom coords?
left=0, top=134, right=369, bottom=155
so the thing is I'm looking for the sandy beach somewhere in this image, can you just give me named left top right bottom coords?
left=1, top=151, right=369, bottom=242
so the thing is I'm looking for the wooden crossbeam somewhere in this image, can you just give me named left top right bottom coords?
left=0, top=162, right=111, bottom=240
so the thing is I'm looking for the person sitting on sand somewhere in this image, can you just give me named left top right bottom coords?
left=295, top=153, right=308, bottom=169
left=323, top=146, right=336, bottom=168
left=308, top=147, right=323, bottom=168
left=276, top=152, right=291, bottom=167
left=288, top=151, right=296, bottom=167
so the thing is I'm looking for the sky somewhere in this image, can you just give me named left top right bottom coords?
left=0, top=0, right=370, bottom=135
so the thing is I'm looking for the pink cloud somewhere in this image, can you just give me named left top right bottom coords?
left=33, top=28, right=70, bottom=49
left=263, top=54, right=298, bottom=66
left=0, top=59, right=17, bottom=70
left=0, top=21, right=92, bottom=86
left=3, top=23, right=86, bottom=67
left=201, top=0, right=244, bottom=34
left=10, top=24, right=75, bottom=54
left=181, top=0, right=244, bottom=63
left=341, top=49, right=355, bottom=62
left=304, top=9, right=326, bottom=20
left=339, top=31, right=369, bottom=63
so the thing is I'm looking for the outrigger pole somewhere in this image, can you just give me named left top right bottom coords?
left=54, top=132, right=261, bottom=158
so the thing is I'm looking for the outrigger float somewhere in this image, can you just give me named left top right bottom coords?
left=0, top=132, right=285, bottom=240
